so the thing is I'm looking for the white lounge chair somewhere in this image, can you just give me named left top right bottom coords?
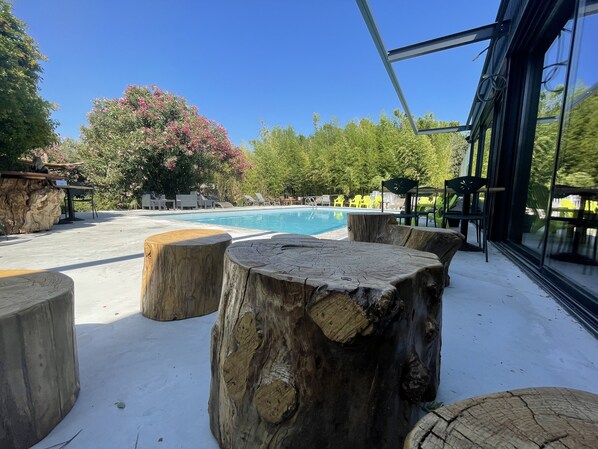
left=141, top=194, right=159, bottom=210
left=244, top=195, right=257, bottom=206
left=198, top=193, right=215, bottom=208
left=321, top=195, right=331, bottom=206
left=176, top=194, right=199, bottom=209
left=255, top=193, right=271, bottom=206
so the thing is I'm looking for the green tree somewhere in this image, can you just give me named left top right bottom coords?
left=0, top=0, right=56, bottom=169
left=79, top=85, right=248, bottom=208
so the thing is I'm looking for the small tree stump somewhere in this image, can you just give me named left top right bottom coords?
left=347, top=213, right=464, bottom=286
left=141, top=229, right=232, bottom=321
left=209, top=238, right=444, bottom=449
left=0, top=270, right=79, bottom=449
left=405, top=387, right=598, bottom=449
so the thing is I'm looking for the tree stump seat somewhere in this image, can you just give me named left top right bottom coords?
left=209, top=237, right=445, bottom=449
left=0, top=270, right=79, bottom=449
left=347, top=213, right=465, bottom=286
left=404, top=387, right=598, bottom=448
left=141, top=229, right=232, bottom=321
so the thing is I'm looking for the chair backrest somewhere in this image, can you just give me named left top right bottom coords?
left=255, top=193, right=265, bottom=202
left=381, top=178, right=418, bottom=213
left=445, top=176, right=487, bottom=195
left=322, top=195, right=331, bottom=202
left=443, top=176, right=487, bottom=217
left=141, top=194, right=152, bottom=207
left=245, top=195, right=255, bottom=203
left=382, top=178, right=418, bottom=195
left=177, top=194, right=198, bottom=208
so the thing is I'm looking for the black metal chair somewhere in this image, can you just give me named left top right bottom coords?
left=381, top=177, right=419, bottom=225
left=443, top=176, right=488, bottom=261
left=419, top=187, right=438, bottom=227
left=71, top=182, right=98, bottom=218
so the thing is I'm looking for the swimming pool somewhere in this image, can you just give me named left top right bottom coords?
left=160, top=207, right=365, bottom=235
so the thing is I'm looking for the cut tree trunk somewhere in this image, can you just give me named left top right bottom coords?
left=209, top=237, right=445, bottom=449
left=405, top=387, right=598, bottom=448
left=141, top=229, right=232, bottom=321
left=0, top=270, right=79, bottom=449
left=347, top=213, right=464, bottom=286
left=0, top=177, right=64, bottom=234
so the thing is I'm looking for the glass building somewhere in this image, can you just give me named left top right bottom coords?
left=359, top=0, right=598, bottom=335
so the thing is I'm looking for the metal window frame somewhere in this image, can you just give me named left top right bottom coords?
left=356, top=0, right=508, bottom=135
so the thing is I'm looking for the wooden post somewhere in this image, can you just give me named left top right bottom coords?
left=209, top=237, right=444, bottom=448
left=347, top=212, right=464, bottom=286
left=0, top=270, right=79, bottom=449
left=141, top=229, right=232, bottom=321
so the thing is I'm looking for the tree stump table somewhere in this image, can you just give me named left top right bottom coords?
left=141, top=229, right=232, bottom=321
left=404, top=387, right=598, bottom=448
left=0, top=270, right=79, bottom=449
left=347, top=213, right=464, bottom=286
left=209, top=237, right=445, bottom=449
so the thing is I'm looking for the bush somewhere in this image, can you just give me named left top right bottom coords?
left=79, top=85, right=249, bottom=206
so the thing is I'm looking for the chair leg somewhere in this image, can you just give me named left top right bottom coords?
left=484, top=216, right=489, bottom=262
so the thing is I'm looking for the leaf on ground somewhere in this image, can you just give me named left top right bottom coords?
left=421, top=400, right=444, bottom=412
left=115, top=401, right=126, bottom=409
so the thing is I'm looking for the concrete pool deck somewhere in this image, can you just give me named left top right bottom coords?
left=1, top=209, right=597, bottom=448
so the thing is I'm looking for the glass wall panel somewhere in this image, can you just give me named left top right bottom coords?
left=545, top=0, right=598, bottom=294
left=521, top=20, right=573, bottom=255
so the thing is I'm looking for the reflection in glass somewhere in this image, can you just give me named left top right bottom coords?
left=521, top=21, right=573, bottom=254
left=546, top=1, right=598, bottom=294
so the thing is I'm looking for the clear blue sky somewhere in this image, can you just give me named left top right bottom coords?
left=13, top=0, right=499, bottom=147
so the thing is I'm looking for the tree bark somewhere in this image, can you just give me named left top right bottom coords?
left=209, top=237, right=444, bottom=449
left=0, top=178, right=64, bottom=234
left=405, top=387, right=598, bottom=448
left=141, top=229, right=232, bottom=321
left=347, top=213, right=464, bottom=286
left=0, top=270, right=79, bottom=449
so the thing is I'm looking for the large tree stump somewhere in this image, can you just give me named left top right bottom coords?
left=0, top=177, right=64, bottom=234
left=347, top=213, right=464, bottom=286
left=0, top=270, right=79, bottom=449
left=209, top=237, right=445, bottom=449
left=405, top=387, right=598, bottom=449
left=141, top=229, right=232, bottom=321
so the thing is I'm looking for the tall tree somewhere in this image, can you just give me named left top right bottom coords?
left=0, top=0, right=56, bottom=169
left=80, top=85, right=248, bottom=207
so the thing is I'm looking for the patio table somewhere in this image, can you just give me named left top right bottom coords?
left=53, top=183, right=94, bottom=221
left=209, top=237, right=444, bottom=449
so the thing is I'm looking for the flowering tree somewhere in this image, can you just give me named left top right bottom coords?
left=80, top=85, right=248, bottom=207
left=29, top=137, right=83, bottom=181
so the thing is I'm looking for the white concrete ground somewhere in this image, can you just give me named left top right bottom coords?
left=1, top=209, right=597, bottom=449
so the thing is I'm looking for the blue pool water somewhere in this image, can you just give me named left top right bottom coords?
left=160, top=207, right=362, bottom=235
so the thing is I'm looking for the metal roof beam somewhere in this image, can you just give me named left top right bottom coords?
left=417, top=125, right=470, bottom=135
left=356, top=0, right=419, bottom=134
left=387, top=23, right=508, bottom=63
